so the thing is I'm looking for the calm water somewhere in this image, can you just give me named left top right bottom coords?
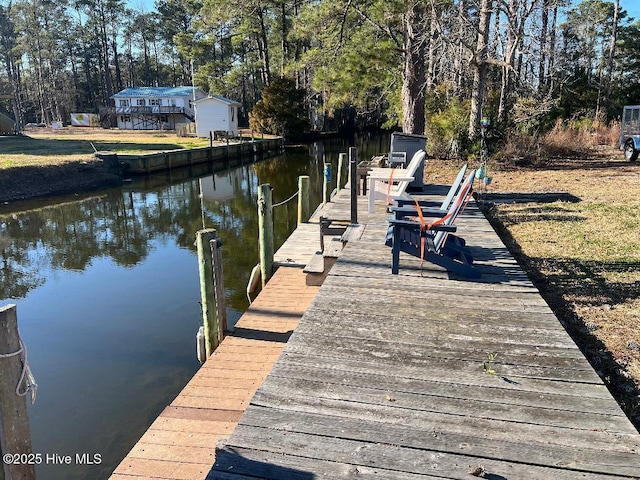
left=0, top=131, right=389, bottom=479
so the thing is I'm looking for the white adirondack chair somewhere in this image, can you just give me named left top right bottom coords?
left=367, top=149, right=426, bottom=213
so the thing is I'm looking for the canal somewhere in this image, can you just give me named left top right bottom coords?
left=0, top=131, right=389, bottom=480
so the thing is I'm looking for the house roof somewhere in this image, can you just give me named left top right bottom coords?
left=195, top=95, right=242, bottom=107
left=112, top=86, right=200, bottom=98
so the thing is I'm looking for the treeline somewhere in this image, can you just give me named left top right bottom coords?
left=1, top=0, right=639, bottom=148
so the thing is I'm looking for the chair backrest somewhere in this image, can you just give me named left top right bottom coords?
left=433, top=169, right=476, bottom=252
left=439, top=164, right=468, bottom=210
left=392, top=150, right=426, bottom=195
left=388, top=151, right=407, bottom=166
left=404, top=149, right=426, bottom=176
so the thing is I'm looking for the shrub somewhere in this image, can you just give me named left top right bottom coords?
left=425, top=85, right=470, bottom=158
left=493, top=130, right=548, bottom=168
left=249, top=78, right=310, bottom=141
left=494, top=114, right=621, bottom=168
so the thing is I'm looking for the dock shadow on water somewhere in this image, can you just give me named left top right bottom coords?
left=0, top=131, right=390, bottom=479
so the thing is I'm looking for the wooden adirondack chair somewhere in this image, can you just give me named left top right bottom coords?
left=385, top=169, right=480, bottom=278
left=367, top=150, right=427, bottom=213
left=394, top=164, right=468, bottom=214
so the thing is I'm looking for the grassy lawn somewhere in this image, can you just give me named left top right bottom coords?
left=427, top=149, right=640, bottom=427
left=0, top=128, right=213, bottom=169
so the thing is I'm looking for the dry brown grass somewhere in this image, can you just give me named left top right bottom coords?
left=494, top=118, right=621, bottom=168
left=542, top=117, right=620, bottom=155
left=427, top=147, right=640, bottom=428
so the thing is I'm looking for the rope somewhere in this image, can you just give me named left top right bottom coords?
left=272, top=190, right=299, bottom=208
left=385, top=168, right=395, bottom=205
left=0, top=336, right=37, bottom=405
left=198, top=178, right=206, bottom=229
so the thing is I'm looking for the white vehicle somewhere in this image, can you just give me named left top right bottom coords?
left=620, top=105, right=640, bottom=161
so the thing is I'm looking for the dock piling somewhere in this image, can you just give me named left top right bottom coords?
left=196, top=229, right=227, bottom=358
left=323, top=163, right=331, bottom=205
left=0, top=304, right=35, bottom=480
left=210, top=234, right=227, bottom=343
left=349, top=147, right=358, bottom=224
left=337, top=153, right=346, bottom=192
left=258, top=184, right=274, bottom=287
left=297, top=176, right=310, bottom=225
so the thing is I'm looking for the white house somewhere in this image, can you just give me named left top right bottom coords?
left=194, top=95, right=242, bottom=138
left=110, top=86, right=207, bottom=130
left=200, top=169, right=244, bottom=202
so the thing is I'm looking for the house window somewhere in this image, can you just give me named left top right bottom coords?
left=136, top=99, right=146, bottom=106
left=119, top=99, right=130, bottom=107
left=150, top=98, right=161, bottom=106
left=160, top=115, right=168, bottom=122
left=121, top=115, right=131, bottom=122
left=231, top=107, right=235, bottom=122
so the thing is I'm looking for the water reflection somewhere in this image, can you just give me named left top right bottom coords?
left=0, top=155, right=326, bottom=310
left=0, top=132, right=389, bottom=479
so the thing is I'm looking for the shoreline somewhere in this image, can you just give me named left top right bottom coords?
left=0, top=131, right=283, bottom=205
left=0, top=156, right=123, bottom=205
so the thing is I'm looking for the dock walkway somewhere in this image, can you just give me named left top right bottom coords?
left=208, top=189, right=640, bottom=479
left=110, top=267, right=319, bottom=479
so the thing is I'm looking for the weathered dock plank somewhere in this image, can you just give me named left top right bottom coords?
left=214, top=426, right=635, bottom=480
left=226, top=417, right=639, bottom=477
left=207, top=187, right=640, bottom=480
left=109, top=268, right=319, bottom=480
left=266, top=361, right=624, bottom=415
left=253, top=373, right=633, bottom=434
left=273, top=222, right=320, bottom=268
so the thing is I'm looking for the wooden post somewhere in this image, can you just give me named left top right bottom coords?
left=196, top=229, right=226, bottom=358
left=337, top=153, right=346, bottom=192
left=297, top=175, right=310, bottom=225
left=0, top=304, right=35, bottom=480
left=349, top=147, right=357, bottom=224
left=258, top=184, right=274, bottom=287
left=210, top=235, right=227, bottom=345
left=323, top=162, right=331, bottom=205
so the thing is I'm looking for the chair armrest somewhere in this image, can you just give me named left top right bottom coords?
left=389, top=218, right=457, bottom=232
left=368, top=173, right=415, bottom=181
left=396, top=198, right=440, bottom=207
left=390, top=206, right=447, bottom=218
left=368, top=167, right=409, bottom=176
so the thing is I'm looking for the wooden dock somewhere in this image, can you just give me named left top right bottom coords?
left=207, top=188, right=640, bottom=479
left=110, top=268, right=319, bottom=480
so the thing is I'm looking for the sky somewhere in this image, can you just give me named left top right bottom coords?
left=128, top=0, right=640, bottom=21
left=570, top=0, right=640, bottom=21
left=620, top=0, right=640, bottom=21
left=127, top=0, right=155, bottom=12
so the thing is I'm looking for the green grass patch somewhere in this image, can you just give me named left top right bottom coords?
left=0, top=131, right=212, bottom=169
